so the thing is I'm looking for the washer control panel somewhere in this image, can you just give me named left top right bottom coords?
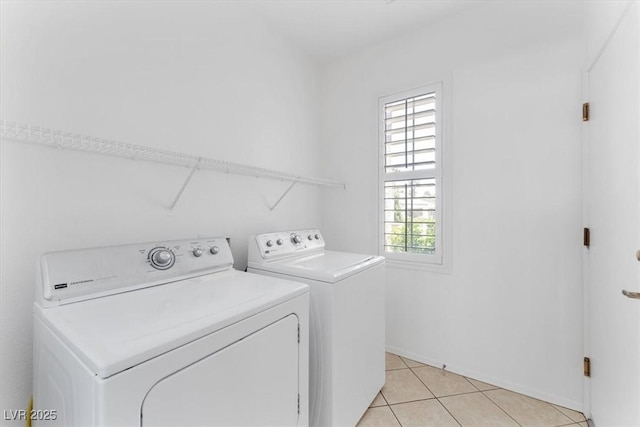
left=39, top=236, right=233, bottom=306
left=251, top=229, right=324, bottom=261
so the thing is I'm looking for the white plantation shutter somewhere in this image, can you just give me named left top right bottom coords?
left=384, top=93, right=436, bottom=173
left=380, top=84, right=443, bottom=263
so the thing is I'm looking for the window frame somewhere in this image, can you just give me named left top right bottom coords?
left=378, top=82, right=445, bottom=265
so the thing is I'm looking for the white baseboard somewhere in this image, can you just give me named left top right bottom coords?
left=385, top=345, right=584, bottom=413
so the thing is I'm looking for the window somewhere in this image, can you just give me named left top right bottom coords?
left=379, top=83, right=443, bottom=264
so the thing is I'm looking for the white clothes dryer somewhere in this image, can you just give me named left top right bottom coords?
left=33, top=236, right=309, bottom=427
left=247, top=229, right=385, bottom=427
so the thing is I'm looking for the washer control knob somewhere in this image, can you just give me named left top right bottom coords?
left=149, top=247, right=175, bottom=270
left=315, top=234, right=320, bottom=240
left=266, top=240, right=274, bottom=247
left=193, top=248, right=204, bottom=257
left=277, top=239, right=283, bottom=245
left=308, top=234, right=313, bottom=241
left=291, top=234, right=302, bottom=244
left=210, top=246, right=220, bottom=255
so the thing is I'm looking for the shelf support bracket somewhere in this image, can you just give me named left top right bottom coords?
left=269, top=180, right=298, bottom=211
left=169, top=158, right=201, bottom=212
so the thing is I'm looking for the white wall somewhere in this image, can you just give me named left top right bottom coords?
left=0, top=1, right=324, bottom=419
left=319, top=1, right=585, bottom=410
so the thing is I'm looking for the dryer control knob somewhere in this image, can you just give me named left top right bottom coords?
left=315, top=234, right=320, bottom=240
left=210, top=246, right=220, bottom=255
left=292, top=235, right=302, bottom=244
left=149, top=248, right=175, bottom=270
left=276, top=239, right=283, bottom=245
left=266, top=240, right=274, bottom=247
left=308, top=234, right=313, bottom=240
left=193, top=248, right=204, bottom=257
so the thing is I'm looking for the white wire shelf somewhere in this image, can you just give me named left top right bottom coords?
left=0, top=120, right=345, bottom=211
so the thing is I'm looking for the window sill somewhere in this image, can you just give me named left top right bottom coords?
left=383, top=257, right=451, bottom=274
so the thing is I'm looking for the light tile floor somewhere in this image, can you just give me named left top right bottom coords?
left=357, top=353, right=587, bottom=427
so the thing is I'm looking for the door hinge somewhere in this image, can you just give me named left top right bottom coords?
left=582, top=102, right=590, bottom=121
left=297, top=394, right=300, bottom=414
left=297, top=324, right=300, bottom=343
left=583, top=228, right=590, bottom=248
left=584, top=357, right=591, bottom=377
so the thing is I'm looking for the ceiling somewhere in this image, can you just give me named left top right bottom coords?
left=251, top=0, right=486, bottom=63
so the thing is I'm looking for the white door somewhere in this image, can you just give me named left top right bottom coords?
left=586, top=2, right=640, bottom=426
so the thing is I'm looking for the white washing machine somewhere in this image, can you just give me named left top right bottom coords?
left=33, top=236, right=309, bottom=426
left=247, top=229, right=385, bottom=427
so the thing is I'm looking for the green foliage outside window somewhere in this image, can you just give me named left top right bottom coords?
left=386, top=190, right=436, bottom=253
left=386, top=222, right=436, bottom=254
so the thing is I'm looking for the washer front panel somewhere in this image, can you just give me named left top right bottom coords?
left=246, top=264, right=384, bottom=427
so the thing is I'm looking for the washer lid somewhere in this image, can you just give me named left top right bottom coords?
left=34, top=270, right=308, bottom=379
left=249, top=250, right=385, bottom=283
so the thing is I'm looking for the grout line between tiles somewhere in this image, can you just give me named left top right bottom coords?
left=465, top=377, right=500, bottom=392
left=407, top=365, right=466, bottom=427
left=481, top=390, right=524, bottom=427
left=466, top=377, right=481, bottom=392
left=388, top=397, right=444, bottom=408
left=384, top=395, right=438, bottom=406
left=550, top=403, right=585, bottom=425
left=484, top=389, right=578, bottom=427
left=371, top=391, right=389, bottom=409
left=386, top=403, right=402, bottom=426
left=408, top=366, right=487, bottom=400
left=379, top=392, right=389, bottom=406
left=433, top=396, right=463, bottom=427
left=386, top=353, right=409, bottom=371
left=388, top=397, right=463, bottom=427
left=408, top=366, right=437, bottom=398
left=436, top=388, right=496, bottom=399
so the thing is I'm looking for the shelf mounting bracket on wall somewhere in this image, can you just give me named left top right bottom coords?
left=269, top=180, right=298, bottom=211
left=169, top=157, right=202, bottom=213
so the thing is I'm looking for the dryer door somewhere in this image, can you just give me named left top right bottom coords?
left=141, top=314, right=300, bottom=426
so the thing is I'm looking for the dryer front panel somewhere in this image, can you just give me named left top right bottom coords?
left=141, top=314, right=300, bottom=426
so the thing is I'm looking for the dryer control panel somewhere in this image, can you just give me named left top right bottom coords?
left=38, top=237, right=234, bottom=306
left=249, top=229, right=325, bottom=262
